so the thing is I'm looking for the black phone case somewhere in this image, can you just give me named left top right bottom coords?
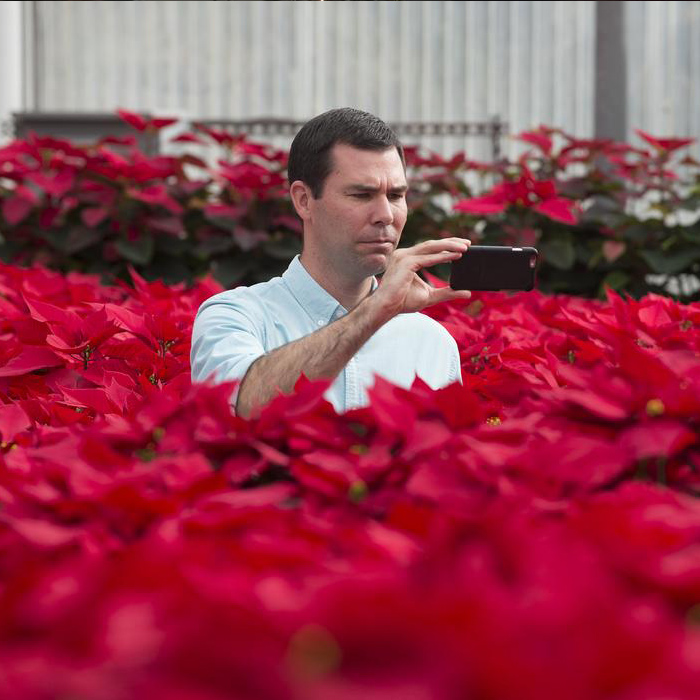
left=449, top=245, right=538, bottom=291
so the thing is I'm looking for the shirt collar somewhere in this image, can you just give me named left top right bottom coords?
left=282, top=255, right=377, bottom=325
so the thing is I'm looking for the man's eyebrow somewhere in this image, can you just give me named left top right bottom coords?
left=346, top=184, right=409, bottom=193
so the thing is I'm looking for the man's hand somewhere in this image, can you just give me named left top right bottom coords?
left=368, top=237, right=472, bottom=319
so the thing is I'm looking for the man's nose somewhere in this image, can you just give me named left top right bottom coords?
left=371, top=195, right=394, bottom=226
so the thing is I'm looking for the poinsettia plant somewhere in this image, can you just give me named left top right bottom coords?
left=452, top=126, right=700, bottom=298
left=0, top=110, right=300, bottom=288
left=1, top=263, right=700, bottom=697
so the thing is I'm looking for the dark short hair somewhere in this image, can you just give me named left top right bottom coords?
left=287, top=108, right=405, bottom=198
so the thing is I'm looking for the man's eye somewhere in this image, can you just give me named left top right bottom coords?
left=351, top=193, right=371, bottom=199
left=389, top=193, right=405, bottom=200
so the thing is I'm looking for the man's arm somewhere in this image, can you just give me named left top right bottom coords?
left=236, top=237, right=471, bottom=418
left=236, top=290, right=389, bottom=417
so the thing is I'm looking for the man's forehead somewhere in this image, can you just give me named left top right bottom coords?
left=331, top=143, right=403, bottom=168
left=329, top=144, right=406, bottom=184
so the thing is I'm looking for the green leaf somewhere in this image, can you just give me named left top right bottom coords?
left=252, top=258, right=290, bottom=282
left=601, top=270, right=631, bottom=291
left=675, top=196, right=700, bottom=212
left=580, top=195, right=626, bottom=228
left=205, top=214, right=237, bottom=232
left=153, top=235, right=190, bottom=255
left=62, top=226, right=99, bottom=254
left=540, top=238, right=575, bottom=270
left=263, top=235, right=302, bottom=260
left=639, top=247, right=700, bottom=275
left=115, top=235, right=155, bottom=265
left=143, top=257, right=193, bottom=285
left=37, top=227, right=98, bottom=255
left=480, top=220, right=509, bottom=245
left=212, top=256, right=255, bottom=287
left=193, top=236, right=236, bottom=259
left=0, top=239, right=22, bottom=262
left=680, top=227, right=700, bottom=244
left=623, top=223, right=655, bottom=243
left=660, top=235, right=676, bottom=251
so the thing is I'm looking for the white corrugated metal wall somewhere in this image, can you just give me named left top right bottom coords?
left=22, top=1, right=700, bottom=158
left=25, top=0, right=595, bottom=159
left=626, top=0, right=700, bottom=143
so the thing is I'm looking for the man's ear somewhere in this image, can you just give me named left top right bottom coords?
left=289, top=180, right=314, bottom=222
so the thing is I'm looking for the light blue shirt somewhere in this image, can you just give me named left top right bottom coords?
left=190, top=256, right=461, bottom=412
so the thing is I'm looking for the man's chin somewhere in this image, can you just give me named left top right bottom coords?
left=360, top=254, right=389, bottom=277
left=346, top=247, right=393, bottom=279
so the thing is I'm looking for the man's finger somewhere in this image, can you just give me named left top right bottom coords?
left=408, top=250, right=466, bottom=270
left=410, top=238, right=471, bottom=255
left=426, top=286, right=472, bottom=306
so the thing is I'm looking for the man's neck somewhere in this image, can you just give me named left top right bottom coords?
left=299, top=253, right=374, bottom=311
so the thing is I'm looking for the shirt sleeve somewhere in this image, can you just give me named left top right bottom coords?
left=190, top=293, right=267, bottom=399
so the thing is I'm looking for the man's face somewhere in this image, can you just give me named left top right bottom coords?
left=304, top=143, right=408, bottom=280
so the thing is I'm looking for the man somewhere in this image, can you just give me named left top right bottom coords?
left=191, top=108, right=472, bottom=418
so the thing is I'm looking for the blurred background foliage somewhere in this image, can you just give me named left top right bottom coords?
left=1, top=113, right=699, bottom=301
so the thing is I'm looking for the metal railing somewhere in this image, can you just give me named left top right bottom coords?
left=198, top=115, right=508, bottom=160
left=9, top=112, right=159, bottom=154
left=9, top=112, right=507, bottom=161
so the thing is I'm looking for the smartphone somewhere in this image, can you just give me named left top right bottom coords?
left=449, top=245, right=538, bottom=291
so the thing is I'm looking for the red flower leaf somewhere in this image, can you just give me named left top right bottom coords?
left=7, top=517, right=79, bottom=547
left=117, top=108, right=149, bottom=132
left=533, top=197, right=578, bottom=224
left=0, top=403, right=32, bottom=442
left=150, top=117, right=179, bottom=130
left=619, top=419, right=697, bottom=460
left=170, top=132, right=206, bottom=145
left=0, top=347, right=64, bottom=376
left=2, top=194, right=34, bottom=225
left=26, top=169, right=75, bottom=198
left=635, top=129, right=696, bottom=153
left=129, top=184, right=184, bottom=215
left=518, top=129, right=553, bottom=154
left=81, top=206, right=110, bottom=228
left=453, top=192, right=507, bottom=214
left=60, top=386, right=120, bottom=415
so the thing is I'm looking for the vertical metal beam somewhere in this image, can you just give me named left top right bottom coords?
left=594, top=0, right=627, bottom=140
left=23, top=1, right=38, bottom=112
left=0, top=1, right=24, bottom=137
